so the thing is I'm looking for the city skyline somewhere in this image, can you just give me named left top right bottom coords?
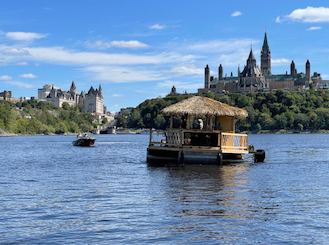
left=1, top=0, right=329, bottom=111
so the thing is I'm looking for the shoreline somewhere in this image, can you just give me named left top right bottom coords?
left=2, top=129, right=329, bottom=137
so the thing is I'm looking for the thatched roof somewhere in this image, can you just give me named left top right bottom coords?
left=162, top=96, right=248, bottom=118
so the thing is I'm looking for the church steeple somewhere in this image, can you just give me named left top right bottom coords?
left=261, top=32, right=271, bottom=76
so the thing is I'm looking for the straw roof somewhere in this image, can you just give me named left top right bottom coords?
left=162, top=96, right=248, bottom=118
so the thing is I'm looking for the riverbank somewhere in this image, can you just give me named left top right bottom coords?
left=3, top=129, right=329, bottom=136
left=2, top=128, right=329, bottom=136
left=249, top=129, right=329, bottom=134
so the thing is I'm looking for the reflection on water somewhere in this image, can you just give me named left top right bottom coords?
left=1, top=134, right=329, bottom=244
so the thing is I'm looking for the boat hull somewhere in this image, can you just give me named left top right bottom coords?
left=72, top=138, right=96, bottom=147
left=147, top=146, right=244, bottom=166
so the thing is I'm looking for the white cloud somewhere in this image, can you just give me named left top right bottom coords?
left=5, top=32, right=47, bottom=41
left=0, top=75, right=12, bottom=81
left=0, top=45, right=194, bottom=66
left=20, top=73, right=37, bottom=79
left=189, top=39, right=257, bottom=53
left=16, top=61, right=29, bottom=66
left=170, top=65, right=203, bottom=76
left=231, top=11, right=242, bottom=17
left=83, top=66, right=167, bottom=83
left=149, top=23, right=166, bottom=30
left=271, top=58, right=291, bottom=66
left=4, top=80, right=34, bottom=89
left=111, top=93, right=123, bottom=97
left=278, top=7, right=329, bottom=23
left=275, top=16, right=282, bottom=23
left=307, top=26, right=322, bottom=31
left=87, top=40, right=149, bottom=49
left=188, top=39, right=258, bottom=67
left=110, top=40, right=149, bottom=48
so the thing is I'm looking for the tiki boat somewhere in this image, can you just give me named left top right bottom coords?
left=147, top=96, right=265, bottom=166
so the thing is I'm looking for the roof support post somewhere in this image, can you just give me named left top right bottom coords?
left=170, top=116, right=173, bottom=129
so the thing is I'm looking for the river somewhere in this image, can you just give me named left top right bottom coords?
left=1, top=134, right=329, bottom=244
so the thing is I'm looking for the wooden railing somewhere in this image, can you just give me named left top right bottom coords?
left=220, top=132, right=248, bottom=153
left=166, top=129, right=183, bottom=146
left=149, top=129, right=182, bottom=146
left=149, top=129, right=249, bottom=154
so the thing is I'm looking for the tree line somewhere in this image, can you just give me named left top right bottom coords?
left=0, top=100, right=95, bottom=134
left=116, top=89, right=329, bottom=132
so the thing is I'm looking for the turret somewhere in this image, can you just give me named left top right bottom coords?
left=70, top=81, right=76, bottom=94
left=98, top=84, right=103, bottom=97
left=218, top=64, right=223, bottom=80
left=204, top=64, right=210, bottom=89
left=290, top=60, right=297, bottom=76
left=261, top=32, right=271, bottom=76
left=306, top=60, right=311, bottom=81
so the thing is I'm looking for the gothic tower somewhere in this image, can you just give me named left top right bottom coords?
left=70, top=81, right=76, bottom=94
left=247, top=48, right=257, bottom=67
left=204, top=64, right=210, bottom=88
left=218, top=64, right=223, bottom=80
left=290, top=60, right=297, bottom=76
left=261, top=32, right=271, bottom=76
left=98, top=84, right=103, bottom=97
left=306, top=60, right=311, bottom=81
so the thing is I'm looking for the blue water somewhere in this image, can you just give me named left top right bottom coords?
left=1, top=134, right=329, bottom=244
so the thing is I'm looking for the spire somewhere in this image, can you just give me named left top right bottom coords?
left=70, top=81, right=76, bottom=91
left=261, top=32, right=271, bottom=76
left=247, top=48, right=256, bottom=65
left=262, top=32, right=270, bottom=51
left=248, top=49, right=255, bottom=60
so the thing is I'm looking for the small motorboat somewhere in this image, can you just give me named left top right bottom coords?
left=73, top=133, right=96, bottom=147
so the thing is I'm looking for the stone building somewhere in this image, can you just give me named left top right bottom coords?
left=0, top=90, right=12, bottom=101
left=83, top=85, right=105, bottom=114
left=38, top=81, right=105, bottom=114
left=199, top=32, right=324, bottom=94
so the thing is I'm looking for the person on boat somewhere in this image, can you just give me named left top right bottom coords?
left=198, top=119, right=204, bottom=130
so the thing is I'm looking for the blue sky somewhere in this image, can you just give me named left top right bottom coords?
left=1, top=0, right=329, bottom=111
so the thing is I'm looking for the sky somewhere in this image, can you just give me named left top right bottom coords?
left=1, top=0, right=329, bottom=111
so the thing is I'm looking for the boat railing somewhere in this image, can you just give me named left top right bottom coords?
left=149, top=129, right=182, bottom=147
left=149, top=129, right=249, bottom=154
left=220, top=132, right=248, bottom=153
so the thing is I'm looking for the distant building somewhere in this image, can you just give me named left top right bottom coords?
left=38, top=81, right=105, bottom=114
left=38, top=84, right=58, bottom=101
left=0, top=90, right=12, bottom=101
left=83, top=85, right=105, bottom=114
left=199, top=32, right=324, bottom=94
